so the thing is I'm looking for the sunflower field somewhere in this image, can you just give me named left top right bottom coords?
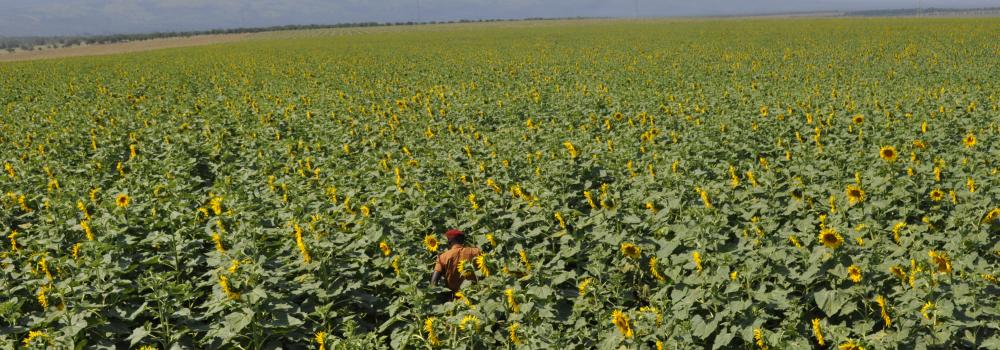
left=1, top=18, right=999, bottom=349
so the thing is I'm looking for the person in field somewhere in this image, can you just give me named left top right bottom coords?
left=430, top=229, right=482, bottom=293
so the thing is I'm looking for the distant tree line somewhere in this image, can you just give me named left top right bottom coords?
left=845, top=7, right=1000, bottom=17
left=0, top=17, right=601, bottom=53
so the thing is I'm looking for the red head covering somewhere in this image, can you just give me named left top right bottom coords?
left=445, top=229, right=465, bottom=240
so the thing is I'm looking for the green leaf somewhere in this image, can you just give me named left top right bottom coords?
left=712, top=329, right=735, bottom=350
left=814, top=289, right=848, bottom=316
left=128, top=324, right=150, bottom=346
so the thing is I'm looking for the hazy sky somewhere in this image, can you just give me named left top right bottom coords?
left=0, top=0, right=997, bottom=36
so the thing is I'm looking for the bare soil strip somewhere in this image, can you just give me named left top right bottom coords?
left=0, top=33, right=250, bottom=62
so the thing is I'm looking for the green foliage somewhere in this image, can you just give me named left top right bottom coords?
left=1, top=18, right=999, bottom=349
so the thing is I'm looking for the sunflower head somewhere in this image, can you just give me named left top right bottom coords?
left=423, top=234, right=439, bottom=252
left=563, top=141, right=577, bottom=159
left=983, top=208, right=1000, bottom=224
left=839, top=340, right=866, bottom=350
left=475, top=254, right=490, bottom=276
left=424, top=317, right=439, bottom=346
left=459, top=314, right=480, bottom=331
left=852, top=114, right=864, bottom=124
left=963, top=133, right=976, bottom=148
left=929, top=189, right=945, bottom=202
left=620, top=242, right=641, bottom=259
left=928, top=250, right=952, bottom=273
left=879, top=146, right=898, bottom=162
left=115, top=194, right=130, bottom=208
left=818, top=228, right=843, bottom=249
left=847, top=265, right=862, bottom=283
left=611, top=309, right=633, bottom=338
left=889, top=266, right=906, bottom=280
left=845, top=184, right=865, bottom=205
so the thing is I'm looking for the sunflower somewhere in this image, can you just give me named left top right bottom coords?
left=639, top=306, right=663, bottom=326
left=879, top=146, right=897, bottom=162
left=838, top=340, right=865, bottom=350
left=889, top=266, right=907, bottom=281
left=928, top=250, right=952, bottom=273
left=754, top=328, right=767, bottom=350
left=620, top=242, right=641, bottom=259
left=505, top=288, right=520, bottom=313
left=611, top=310, right=633, bottom=338
left=892, top=222, right=907, bottom=242
left=983, top=208, right=1000, bottom=224
left=577, top=277, right=592, bottom=296
left=22, top=330, right=48, bottom=348
left=467, top=193, right=478, bottom=210
left=378, top=241, right=391, bottom=256
left=696, top=187, right=712, bottom=208
left=518, top=249, right=532, bottom=272
left=649, top=257, right=666, bottom=282
left=915, top=301, right=933, bottom=321
left=315, top=332, right=327, bottom=350
left=209, top=196, right=223, bottom=215
left=818, top=228, right=843, bottom=249
left=963, top=133, right=976, bottom=148
left=812, top=318, right=825, bottom=346
left=875, top=295, right=892, bottom=327
left=563, top=141, right=577, bottom=159
left=423, top=234, right=439, bottom=252
left=424, top=318, right=439, bottom=346
left=475, top=254, right=490, bottom=276
left=457, top=260, right=471, bottom=278
left=692, top=251, right=703, bottom=271
left=459, top=314, right=480, bottom=331
left=845, top=184, right=865, bottom=205
left=851, top=114, right=864, bottom=124
left=847, top=265, right=862, bottom=283
left=508, top=322, right=521, bottom=345
left=929, top=189, right=944, bottom=202
left=115, top=194, right=130, bottom=208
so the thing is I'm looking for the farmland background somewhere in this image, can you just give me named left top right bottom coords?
left=2, top=18, right=999, bottom=349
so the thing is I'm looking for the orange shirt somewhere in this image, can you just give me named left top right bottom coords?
left=434, top=244, right=482, bottom=292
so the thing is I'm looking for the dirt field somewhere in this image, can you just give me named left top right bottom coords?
left=0, top=33, right=250, bottom=62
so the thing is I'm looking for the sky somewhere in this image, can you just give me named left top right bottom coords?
left=0, top=0, right=997, bottom=37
